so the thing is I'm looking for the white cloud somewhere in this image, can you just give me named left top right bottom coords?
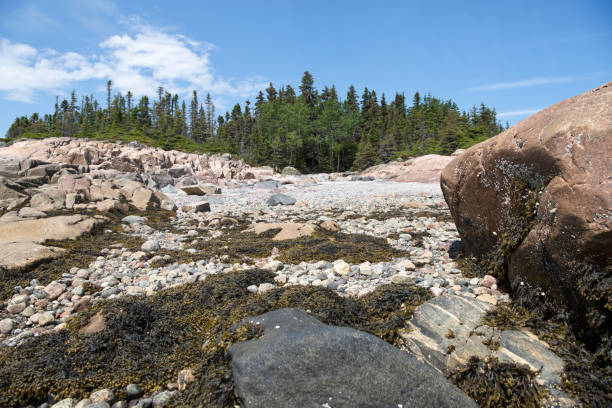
left=468, top=76, right=579, bottom=92
left=497, top=109, right=541, bottom=117
left=0, top=25, right=267, bottom=104
left=0, top=39, right=109, bottom=102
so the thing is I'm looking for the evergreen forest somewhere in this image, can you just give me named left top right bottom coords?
left=5, top=72, right=506, bottom=173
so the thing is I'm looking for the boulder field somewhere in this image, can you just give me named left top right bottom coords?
left=441, top=82, right=611, bottom=347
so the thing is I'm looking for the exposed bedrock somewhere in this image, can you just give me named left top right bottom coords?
left=440, top=82, right=612, bottom=347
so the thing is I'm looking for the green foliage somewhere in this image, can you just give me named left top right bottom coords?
left=6, top=74, right=505, bottom=173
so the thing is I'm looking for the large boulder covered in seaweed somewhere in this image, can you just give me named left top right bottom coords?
left=229, top=307, right=477, bottom=408
left=440, top=82, right=612, bottom=343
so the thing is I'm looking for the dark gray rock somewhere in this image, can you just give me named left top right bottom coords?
left=266, top=193, right=296, bottom=206
left=229, top=308, right=477, bottom=408
left=132, top=398, right=152, bottom=408
left=126, top=384, right=143, bottom=400
left=151, top=391, right=175, bottom=407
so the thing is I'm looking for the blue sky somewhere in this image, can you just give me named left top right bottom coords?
left=1, top=0, right=610, bottom=136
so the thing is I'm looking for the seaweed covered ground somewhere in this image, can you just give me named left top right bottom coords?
left=0, top=269, right=431, bottom=408
left=152, top=225, right=410, bottom=268
left=0, top=207, right=176, bottom=302
left=483, top=296, right=612, bottom=407
left=449, top=356, right=546, bottom=408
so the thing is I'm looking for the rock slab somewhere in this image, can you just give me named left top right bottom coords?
left=229, top=308, right=477, bottom=408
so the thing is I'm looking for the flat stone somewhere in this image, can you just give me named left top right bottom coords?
left=0, top=214, right=104, bottom=245
left=266, top=193, right=296, bottom=206
left=0, top=241, right=66, bottom=270
left=229, top=308, right=477, bottom=408
left=402, top=295, right=493, bottom=372
left=180, top=184, right=220, bottom=195
left=44, top=282, right=66, bottom=300
left=130, top=187, right=159, bottom=211
left=263, top=260, right=283, bottom=272
left=248, top=222, right=316, bottom=241
left=38, top=311, right=55, bottom=326
left=497, top=330, right=565, bottom=386
left=87, top=403, right=111, bottom=408
left=476, top=293, right=498, bottom=305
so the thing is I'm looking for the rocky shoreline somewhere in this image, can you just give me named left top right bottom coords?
left=0, top=78, right=610, bottom=408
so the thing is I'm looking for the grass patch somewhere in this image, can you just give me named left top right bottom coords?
left=0, top=269, right=430, bottom=407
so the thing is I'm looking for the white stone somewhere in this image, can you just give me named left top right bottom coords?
left=0, top=318, right=14, bottom=334
left=52, top=398, right=76, bottom=408
left=258, top=283, right=276, bottom=294
left=141, top=240, right=160, bottom=252
left=263, top=260, right=283, bottom=272
left=333, top=260, right=350, bottom=276
left=38, top=311, right=55, bottom=326
left=359, top=262, right=373, bottom=275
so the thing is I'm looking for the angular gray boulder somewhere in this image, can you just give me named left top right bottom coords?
left=266, top=193, right=296, bottom=206
left=229, top=308, right=477, bottom=408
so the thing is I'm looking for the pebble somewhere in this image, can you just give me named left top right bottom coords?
left=75, top=400, right=92, bottom=408
left=90, top=388, right=115, bottom=404
left=126, top=383, right=144, bottom=400
left=141, top=240, right=160, bottom=252
left=333, top=260, right=350, bottom=276
left=0, top=318, right=14, bottom=334
left=44, top=282, right=66, bottom=300
left=1, top=179, right=509, bottom=351
left=52, top=399, right=75, bottom=408
left=38, top=311, right=55, bottom=326
left=152, top=391, right=175, bottom=407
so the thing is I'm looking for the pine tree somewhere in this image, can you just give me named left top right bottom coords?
left=266, top=82, right=277, bottom=102
left=299, top=71, right=317, bottom=107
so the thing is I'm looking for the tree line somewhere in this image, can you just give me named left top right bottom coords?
left=5, top=72, right=506, bottom=172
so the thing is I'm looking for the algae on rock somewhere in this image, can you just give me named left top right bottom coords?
left=0, top=269, right=431, bottom=408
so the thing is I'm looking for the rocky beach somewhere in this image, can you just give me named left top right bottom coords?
left=0, top=83, right=610, bottom=408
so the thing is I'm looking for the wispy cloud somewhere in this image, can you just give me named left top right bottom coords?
left=0, top=24, right=267, bottom=103
left=497, top=109, right=541, bottom=118
left=468, top=76, right=579, bottom=92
